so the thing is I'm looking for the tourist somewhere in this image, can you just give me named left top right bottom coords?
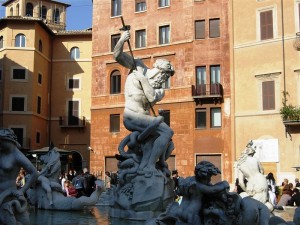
left=68, top=169, right=75, bottom=181
left=104, top=171, right=111, bottom=189
left=296, top=178, right=300, bottom=188
left=83, top=168, right=96, bottom=197
left=72, top=170, right=86, bottom=197
left=65, top=180, right=78, bottom=197
left=113, top=30, right=175, bottom=174
left=277, top=184, right=292, bottom=206
left=266, top=172, right=276, bottom=193
left=61, top=172, right=68, bottom=192
left=288, top=188, right=300, bottom=207
left=0, top=128, right=38, bottom=224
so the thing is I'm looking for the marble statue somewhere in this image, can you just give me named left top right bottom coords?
left=26, top=144, right=105, bottom=210
left=145, top=161, right=272, bottom=225
left=236, top=141, right=270, bottom=207
left=109, top=29, right=176, bottom=219
left=0, top=128, right=38, bottom=225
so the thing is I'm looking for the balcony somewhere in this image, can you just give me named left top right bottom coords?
left=59, top=116, right=86, bottom=129
left=192, top=83, right=223, bottom=104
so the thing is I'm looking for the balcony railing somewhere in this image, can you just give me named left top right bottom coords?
left=59, top=116, right=86, bottom=128
left=192, top=83, right=223, bottom=97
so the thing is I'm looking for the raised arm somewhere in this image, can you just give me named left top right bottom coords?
left=113, top=30, right=136, bottom=70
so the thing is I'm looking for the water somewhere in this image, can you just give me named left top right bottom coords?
left=29, top=206, right=145, bottom=225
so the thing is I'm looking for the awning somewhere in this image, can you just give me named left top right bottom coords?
left=27, top=147, right=72, bottom=155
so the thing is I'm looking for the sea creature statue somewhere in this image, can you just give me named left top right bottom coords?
left=0, top=128, right=38, bottom=225
left=26, top=145, right=105, bottom=210
left=145, top=161, right=274, bottom=225
left=109, top=23, right=176, bottom=220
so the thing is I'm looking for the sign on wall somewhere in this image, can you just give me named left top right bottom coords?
left=252, top=139, right=279, bottom=162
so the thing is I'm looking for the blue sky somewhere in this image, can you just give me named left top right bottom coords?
left=0, top=0, right=93, bottom=30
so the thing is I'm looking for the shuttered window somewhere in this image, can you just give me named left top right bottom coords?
left=196, top=154, right=222, bottom=183
left=262, top=80, right=275, bottom=110
left=209, top=18, right=220, bottom=38
left=260, top=10, right=273, bottom=40
left=195, top=20, right=205, bottom=39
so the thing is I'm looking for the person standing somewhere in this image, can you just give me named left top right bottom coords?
left=72, top=170, right=86, bottom=197
left=104, top=171, right=111, bottom=189
left=83, top=168, right=96, bottom=197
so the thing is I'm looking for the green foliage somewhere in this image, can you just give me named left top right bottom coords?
left=280, top=91, right=300, bottom=121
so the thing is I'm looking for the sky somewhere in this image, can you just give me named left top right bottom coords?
left=0, top=0, right=93, bottom=31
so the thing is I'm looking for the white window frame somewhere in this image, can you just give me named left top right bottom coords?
left=70, top=47, right=80, bottom=59
left=158, top=24, right=170, bottom=45
left=67, top=77, right=81, bottom=90
left=15, top=33, right=26, bottom=47
left=10, top=95, right=27, bottom=112
left=211, top=107, right=221, bottom=128
left=111, top=0, right=121, bottom=17
left=135, top=0, right=147, bottom=12
left=135, top=29, right=146, bottom=48
left=158, top=0, right=170, bottom=8
left=11, top=66, right=28, bottom=81
left=256, top=5, right=278, bottom=42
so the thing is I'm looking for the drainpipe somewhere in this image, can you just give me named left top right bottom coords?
left=281, top=0, right=286, bottom=104
left=48, top=35, right=54, bottom=145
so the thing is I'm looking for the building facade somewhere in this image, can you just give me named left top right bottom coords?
left=233, top=0, right=300, bottom=182
left=91, top=0, right=233, bottom=181
left=0, top=0, right=92, bottom=172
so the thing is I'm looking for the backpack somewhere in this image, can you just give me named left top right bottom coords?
left=74, top=176, right=84, bottom=190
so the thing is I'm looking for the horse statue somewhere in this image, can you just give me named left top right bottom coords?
left=27, top=145, right=105, bottom=210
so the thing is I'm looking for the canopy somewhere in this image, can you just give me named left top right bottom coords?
left=28, top=147, right=71, bottom=155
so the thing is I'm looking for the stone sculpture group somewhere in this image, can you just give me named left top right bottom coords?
left=0, top=128, right=105, bottom=225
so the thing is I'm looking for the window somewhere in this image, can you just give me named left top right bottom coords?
left=262, top=80, right=275, bottom=110
left=11, top=96, right=26, bottom=111
left=38, top=40, right=43, bottom=52
left=196, top=108, right=206, bottom=128
left=159, top=25, right=170, bottom=45
left=160, top=110, right=170, bottom=126
left=162, top=76, right=170, bottom=89
left=11, top=128, right=24, bottom=146
left=196, top=66, right=206, bottom=95
left=26, top=3, right=33, bottom=16
left=111, top=0, right=121, bottom=17
left=15, top=34, right=26, bottom=47
left=135, top=29, right=146, bottom=48
left=70, top=47, right=80, bottom=59
left=211, top=107, right=221, bottom=128
left=159, top=0, right=170, bottom=7
left=260, top=10, right=273, bottom=40
left=0, top=69, right=2, bottom=81
left=37, top=96, right=41, bottom=114
left=68, top=78, right=80, bottom=90
left=136, top=0, right=146, bottom=12
left=38, top=73, right=42, bottom=84
left=110, top=70, right=121, bottom=94
left=53, top=8, right=60, bottom=24
left=12, top=68, right=27, bottom=80
left=36, top=132, right=41, bottom=144
left=0, top=36, right=3, bottom=48
left=16, top=4, right=19, bottom=16
left=195, top=20, right=205, bottom=39
left=68, top=100, right=79, bottom=125
left=111, top=34, right=120, bottom=51
left=40, top=6, right=47, bottom=19
left=196, top=154, right=222, bottom=183
left=110, top=114, right=120, bottom=132
left=209, top=18, right=220, bottom=38
left=210, top=65, right=220, bottom=94
left=10, top=7, right=13, bottom=16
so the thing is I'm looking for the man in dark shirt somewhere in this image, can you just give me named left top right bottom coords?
left=288, top=188, right=300, bottom=206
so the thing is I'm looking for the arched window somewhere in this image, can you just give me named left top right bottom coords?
left=10, top=7, right=13, bottom=16
left=53, top=8, right=60, bottom=24
left=15, top=34, right=26, bottom=47
left=110, top=70, right=121, bottom=94
left=70, top=47, right=80, bottom=59
left=38, top=40, right=42, bottom=52
left=0, top=36, right=3, bottom=49
left=40, top=6, right=47, bottom=19
left=26, top=3, right=33, bottom=16
left=16, top=4, right=19, bottom=16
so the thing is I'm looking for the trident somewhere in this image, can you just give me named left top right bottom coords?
left=119, top=16, right=157, bottom=117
